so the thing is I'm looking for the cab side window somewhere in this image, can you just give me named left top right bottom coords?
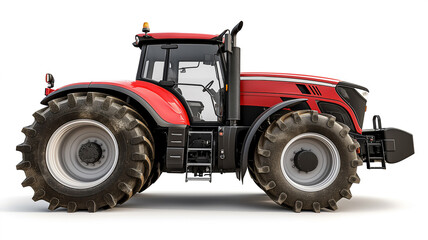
left=169, top=45, right=224, bottom=122
left=139, top=44, right=225, bottom=123
left=141, top=45, right=165, bottom=81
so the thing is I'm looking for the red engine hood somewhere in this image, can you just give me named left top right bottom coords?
left=240, top=72, right=340, bottom=86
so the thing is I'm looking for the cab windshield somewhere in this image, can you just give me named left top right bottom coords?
left=138, top=44, right=225, bottom=122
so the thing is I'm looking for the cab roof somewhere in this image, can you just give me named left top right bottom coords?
left=138, top=32, right=219, bottom=40
left=134, top=32, right=221, bottom=47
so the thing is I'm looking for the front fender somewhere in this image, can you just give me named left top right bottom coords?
left=41, top=81, right=190, bottom=127
left=239, top=99, right=308, bottom=182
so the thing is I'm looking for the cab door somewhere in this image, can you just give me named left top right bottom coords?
left=138, top=43, right=225, bottom=124
left=168, top=44, right=225, bottom=123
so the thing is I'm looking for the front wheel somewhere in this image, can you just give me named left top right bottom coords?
left=16, top=92, right=154, bottom=212
left=250, top=110, right=363, bottom=212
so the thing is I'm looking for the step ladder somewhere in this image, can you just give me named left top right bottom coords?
left=365, top=115, right=387, bottom=169
left=185, top=131, right=213, bottom=182
left=365, top=141, right=386, bottom=169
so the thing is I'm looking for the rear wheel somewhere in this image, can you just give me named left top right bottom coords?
left=139, top=161, right=162, bottom=192
left=16, top=92, right=154, bottom=212
left=250, top=110, right=362, bottom=212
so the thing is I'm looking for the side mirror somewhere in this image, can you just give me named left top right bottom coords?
left=45, top=73, right=55, bottom=88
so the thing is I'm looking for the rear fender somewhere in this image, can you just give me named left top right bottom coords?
left=41, top=81, right=190, bottom=127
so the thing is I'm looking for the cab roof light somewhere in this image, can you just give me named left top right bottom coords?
left=142, top=22, right=150, bottom=36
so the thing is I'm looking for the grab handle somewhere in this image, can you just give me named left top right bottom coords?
left=372, top=115, right=382, bottom=130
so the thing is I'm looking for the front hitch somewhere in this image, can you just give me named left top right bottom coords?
left=355, top=115, right=414, bottom=169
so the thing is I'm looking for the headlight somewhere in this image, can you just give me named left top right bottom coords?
left=355, top=88, right=369, bottom=101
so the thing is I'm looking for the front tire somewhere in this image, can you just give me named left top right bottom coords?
left=16, top=92, right=154, bottom=212
left=250, top=110, right=362, bottom=212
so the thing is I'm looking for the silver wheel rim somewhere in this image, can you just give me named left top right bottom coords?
left=46, top=119, right=119, bottom=189
left=280, top=133, right=340, bottom=192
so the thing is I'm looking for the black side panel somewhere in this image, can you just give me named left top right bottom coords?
left=217, top=126, right=249, bottom=172
left=240, top=106, right=265, bottom=126
left=165, top=148, right=185, bottom=172
left=165, top=127, right=186, bottom=172
left=167, top=127, right=187, bottom=147
left=318, top=101, right=356, bottom=132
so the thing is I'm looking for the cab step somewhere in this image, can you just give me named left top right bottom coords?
left=185, top=131, right=213, bottom=182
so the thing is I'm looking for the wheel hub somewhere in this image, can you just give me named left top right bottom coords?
left=78, top=141, right=103, bottom=164
left=280, top=132, right=340, bottom=192
left=46, top=119, right=119, bottom=189
left=294, top=150, right=318, bottom=172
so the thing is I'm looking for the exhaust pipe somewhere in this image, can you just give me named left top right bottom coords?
left=227, top=21, right=243, bottom=126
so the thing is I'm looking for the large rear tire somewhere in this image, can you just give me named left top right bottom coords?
left=139, top=161, right=162, bottom=192
left=16, top=92, right=154, bottom=212
left=250, top=110, right=362, bottom=212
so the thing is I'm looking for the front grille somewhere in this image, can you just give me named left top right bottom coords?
left=296, top=84, right=322, bottom=96
left=309, top=85, right=321, bottom=96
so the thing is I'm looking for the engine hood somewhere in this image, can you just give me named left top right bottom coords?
left=239, top=72, right=367, bottom=134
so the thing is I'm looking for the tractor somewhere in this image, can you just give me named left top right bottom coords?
left=16, top=21, right=414, bottom=213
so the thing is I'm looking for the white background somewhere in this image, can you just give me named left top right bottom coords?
left=0, top=0, right=426, bottom=239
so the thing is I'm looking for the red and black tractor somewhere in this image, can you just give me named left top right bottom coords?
left=17, top=22, right=414, bottom=213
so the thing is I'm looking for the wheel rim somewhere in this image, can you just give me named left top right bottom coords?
left=46, top=119, right=119, bottom=189
left=280, top=133, right=340, bottom=192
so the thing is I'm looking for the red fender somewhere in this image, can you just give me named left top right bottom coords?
left=42, top=80, right=190, bottom=127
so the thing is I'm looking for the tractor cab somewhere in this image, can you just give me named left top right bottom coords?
left=132, top=22, right=245, bottom=182
left=132, top=22, right=245, bottom=181
left=134, top=30, right=227, bottom=123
